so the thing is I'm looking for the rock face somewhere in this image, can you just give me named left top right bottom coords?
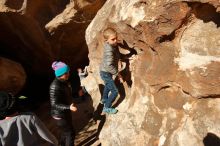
left=0, top=57, right=26, bottom=94
left=45, top=0, right=106, bottom=67
left=0, top=0, right=106, bottom=72
left=85, top=0, right=220, bottom=145
left=0, top=0, right=105, bottom=94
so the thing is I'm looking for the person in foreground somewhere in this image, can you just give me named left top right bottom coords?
left=0, top=91, right=58, bottom=146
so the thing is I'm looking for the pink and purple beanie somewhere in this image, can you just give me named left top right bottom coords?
left=52, top=61, right=70, bottom=77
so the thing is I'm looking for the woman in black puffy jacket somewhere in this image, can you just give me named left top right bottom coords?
left=49, top=61, right=77, bottom=146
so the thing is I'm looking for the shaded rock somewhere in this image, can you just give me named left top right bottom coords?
left=0, top=0, right=106, bottom=99
left=0, top=12, right=53, bottom=75
left=0, top=57, right=26, bottom=94
left=0, top=0, right=106, bottom=75
left=45, top=0, right=106, bottom=68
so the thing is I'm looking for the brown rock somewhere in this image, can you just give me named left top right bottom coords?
left=85, top=0, right=220, bottom=145
left=45, top=0, right=106, bottom=68
left=0, top=57, right=26, bottom=94
left=0, top=0, right=106, bottom=76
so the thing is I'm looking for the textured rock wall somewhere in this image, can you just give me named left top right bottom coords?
left=85, top=0, right=220, bottom=145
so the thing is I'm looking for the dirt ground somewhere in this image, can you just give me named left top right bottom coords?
left=34, top=96, right=104, bottom=146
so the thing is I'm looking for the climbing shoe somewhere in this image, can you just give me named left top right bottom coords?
left=102, top=107, right=118, bottom=114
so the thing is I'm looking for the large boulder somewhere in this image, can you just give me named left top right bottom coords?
left=85, top=0, right=220, bottom=145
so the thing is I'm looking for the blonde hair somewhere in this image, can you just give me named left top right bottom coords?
left=103, top=28, right=117, bottom=40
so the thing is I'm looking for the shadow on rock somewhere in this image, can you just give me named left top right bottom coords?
left=203, top=132, right=220, bottom=146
